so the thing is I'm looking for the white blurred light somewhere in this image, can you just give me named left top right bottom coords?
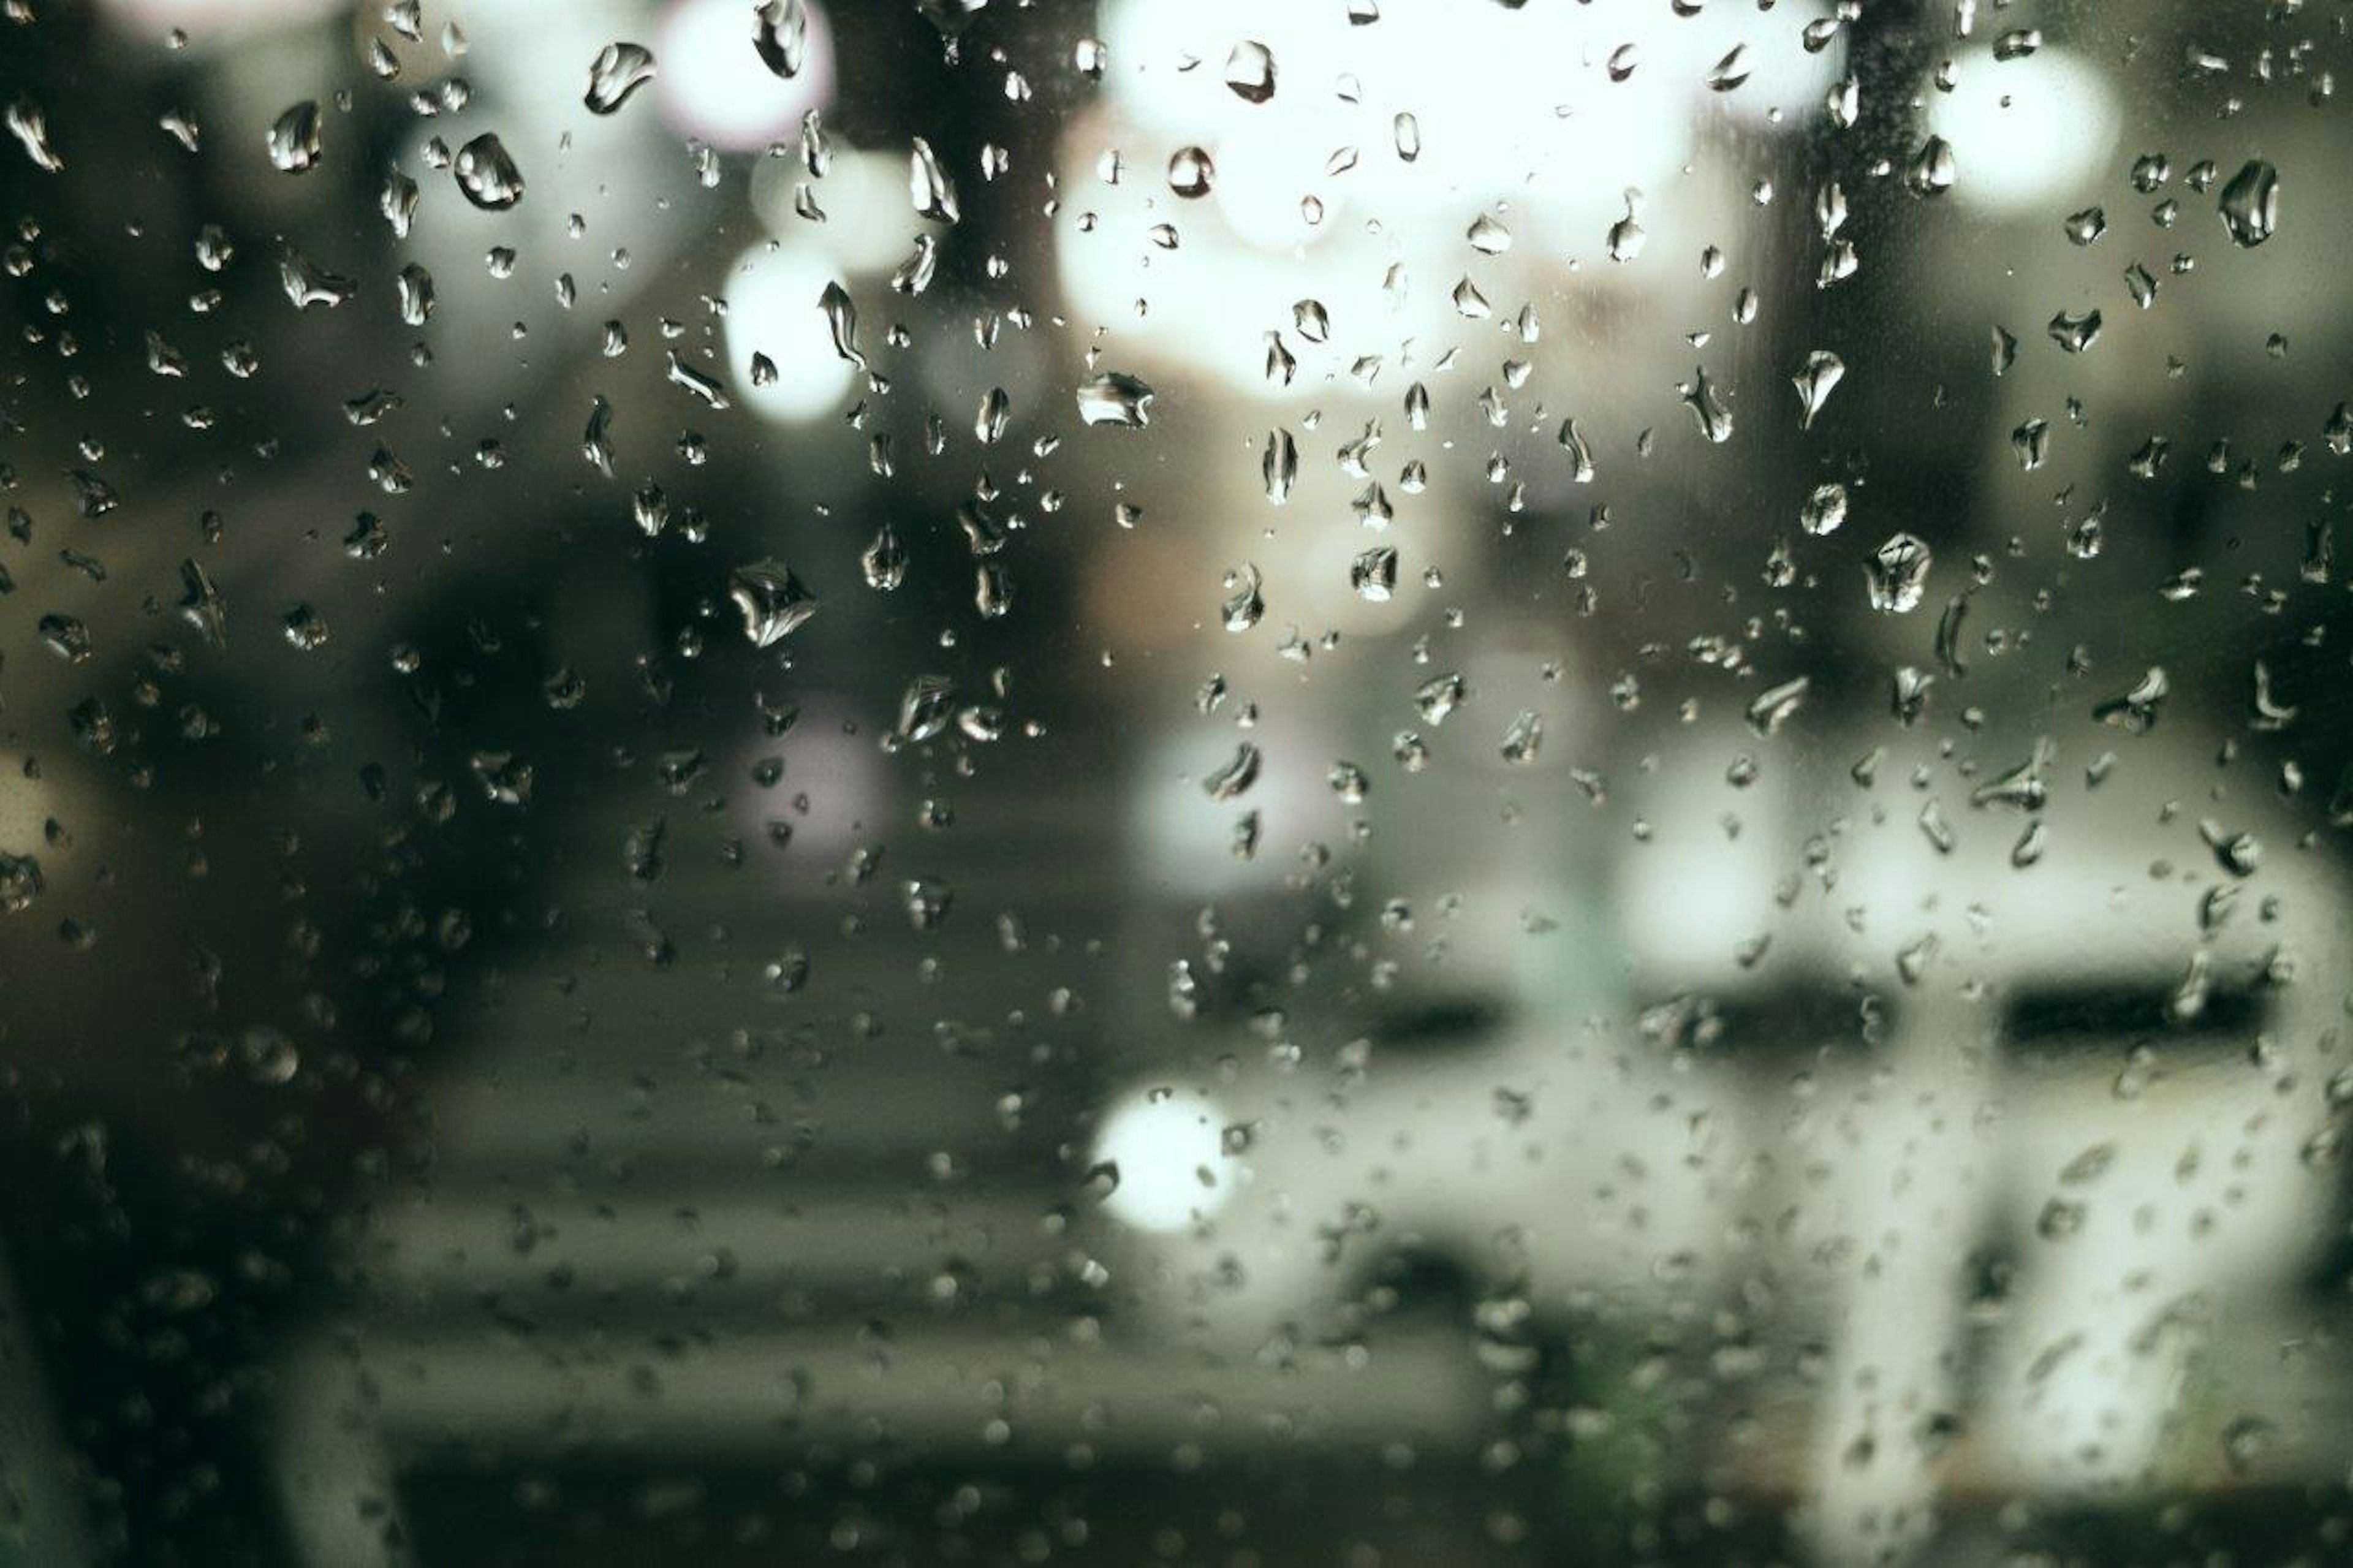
left=1928, top=50, right=2120, bottom=213
left=722, top=241, right=858, bottom=421
left=1094, top=1088, right=1236, bottom=1232
left=1069, top=0, right=1840, bottom=387
left=658, top=0, right=833, bottom=150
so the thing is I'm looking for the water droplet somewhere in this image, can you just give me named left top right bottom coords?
left=727, top=559, right=819, bottom=646
left=1392, top=112, right=1420, bottom=163
left=910, top=136, right=960, bottom=222
left=265, top=100, right=321, bottom=173
left=1466, top=213, right=1511, bottom=255
left=584, top=42, right=657, bottom=114
left=278, top=246, right=356, bottom=309
left=453, top=132, right=524, bottom=209
left=1350, top=546, right=1398, bottom=602
left=1224, top=40, right=1276, bottom=104
left=2047, top=308, right=2102, bottom=353
left=1204, top=742, right=1262, bottom=801
left=5, top=97, right=64, bottom=173
left=861, top=525, right=906, bottom=590
left=1746, top=676, right=1809, bottom=736
left=818, top=280, right=866, bottom=369
left=1557, top=418, right=1596, bottom=483
left=1792, top=349, right=1844, bottom=431
left=1707, top=44, right=1751, bottom=92
left=1866, top=532, right=1933, bottom=613
left=1606, top=191, right=1646, bottom=262
left=2218, top=158, right=2279, bottom=246
left=1679, top=365, right=1733, bottom=444
left=1499, top=710, right=1543, bottom=765
left=1262, top=428, right=1298, bottom=502
left=1906, top=135, right=1956, bottom=197
left=1076, top=372, right=1154, bottom=428
left=1222, top=562, right=1264, bottom=631
left=1801, top=481, right=1848, bottom=536
left=396, top=262, right=435, bottom=325
left=1167, top=145, right=1214, bottom=199
left=0, top=852, right=44, bottom=914
left=665, top=350, right=732, bottom=409
left=752, top=0, right=809, bottom=78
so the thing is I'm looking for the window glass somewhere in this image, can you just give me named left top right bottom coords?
left=2, top=2, right=2350, bottom=1562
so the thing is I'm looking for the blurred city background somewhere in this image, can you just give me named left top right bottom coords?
left=4, top=0, right=2353, bottom=1562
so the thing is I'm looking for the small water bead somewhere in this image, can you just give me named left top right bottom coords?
left=1166, top=146, right=1214, bottom=199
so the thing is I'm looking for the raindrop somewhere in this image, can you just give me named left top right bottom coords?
left=265, top=100, right=322, bottom=173
left=1222, top=562, right=1264, bottom=631
left=752, top=0, right=809, bottom=78
left=584, top=42, right=657, bottom=114
left=1607, top=191, right=1646, bottom=262
left=2218, top=158, right=2279, bottom=246
left=1792, top=349, right=1844, bottom=430
left=1746, top=676, right=1809, bottom=736
left=1800, top=481, right=1847, bottom=536
left=1679, top=365, right=1733, bottom=444
left=2063, top=206, right=2107, bottom=246
left=819, top=281, right=867, bottom=369
left=1499, top=710, right=1543, bottom=765
left=910, top=137, right=961, bottom=222
left=1262, top=428, right=1298, bottom=502
left=1167, top=145, right=1215, bottom=199
left=2047, top=308, right=2102, bottom=353
left=727, top=559, right=819, bottom=646
left=1906, top=135, right=1956, bottom=197
left=861, top=525, right=907, bottom=590
left=1076, top=372, right=1154, bottom=428
left=1204, top=743, right=1262, bottom=801
left=453, top=132, right=525, bottom=209
left=1866, top=532, right=1933, bottom=613
left=396, top=263, right=435, bottom=325
left=1224, top=40, right=1276, bottom=104
left=665, top=351, right=732, bottom=409
left=1558, top=419, right=1596, bottom=482
left=1350, top=547, right=1398, bottom=602
left=5, top=98, right=64, bottom=173
left=1392, top=112, right=1420, bottom=162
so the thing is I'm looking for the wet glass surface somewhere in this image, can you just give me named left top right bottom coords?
left=4, top=2, right=2353, bottom=1562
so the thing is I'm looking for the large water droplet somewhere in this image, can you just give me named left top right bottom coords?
left=752, top=0, right=809, bottom=78
left=453, top=132, right=525, bottom=209
left=2218, top=158, right=2279, bottom=247
left=819, top=281, right=866, bottom=369
left=1906, top=135, right=1956, bottom=197
left=910, top=136, right=960, bottom=222
left=1167, top=145, right=1214, bottom=199
left=265, top=100, right=321, bottom=173
left=584, top=42, right=657, bottom=114
left=1866, top=532, right=1933, bottom=613
left=1680, top=365, right=1733, bottom=444
left=728, top=559, right=819, bottom=646
left=1224, top=40, right=1276, bottom=104
left=1076, top=372, right=1155, bottom=428
left=5, top=97, right=64, bottom=173
left=1792, top=349, right=1844, bottom=431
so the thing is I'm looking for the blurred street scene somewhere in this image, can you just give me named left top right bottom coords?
left=6, top=1, right=2353, bottom=1563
